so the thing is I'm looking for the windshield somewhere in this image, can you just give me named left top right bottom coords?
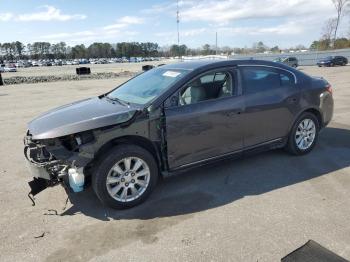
left=324, top=56, right=333, bottom=60
left=107, top=67, right=189, bottom=105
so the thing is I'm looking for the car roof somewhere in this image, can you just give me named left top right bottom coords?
left=161, top=59, right=290, bottom=71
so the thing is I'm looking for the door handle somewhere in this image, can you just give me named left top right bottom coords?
left=226, top=110, right=242, bottom=117
left=287, top=97, right=297, bottom=104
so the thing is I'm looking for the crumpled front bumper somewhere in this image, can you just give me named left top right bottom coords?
left=24, top=133, right=68, bottom=203
left=25, top=158, right=51, bottom=180
left=24, top=131, right=90, bottom=204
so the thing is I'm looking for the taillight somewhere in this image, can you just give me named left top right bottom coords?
left=326, top=84, right=333, bottom=95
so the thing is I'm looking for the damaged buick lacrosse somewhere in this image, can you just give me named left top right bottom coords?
left=24, top=60, right=333, bottom=209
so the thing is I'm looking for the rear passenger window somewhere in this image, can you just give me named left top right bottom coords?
left=241, top=67, right=295, bottom=94
left=280, top=72, right=294, bottom=87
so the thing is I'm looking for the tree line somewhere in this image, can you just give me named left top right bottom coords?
left=2, top=38, right=349, bottom=62
left=0, top=42, right=160, bottom=60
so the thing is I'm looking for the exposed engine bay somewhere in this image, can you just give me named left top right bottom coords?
left=24, top=130, right=94, bottom=204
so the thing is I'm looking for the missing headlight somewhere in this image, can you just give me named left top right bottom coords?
left=77, top=131, right=94, bottom=144
left=60, top=131, right=94, bottom=151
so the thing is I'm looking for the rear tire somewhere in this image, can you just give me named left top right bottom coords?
left=286, top=112, right=319, bottom=155
left=92, top=144, right=158, bottom=209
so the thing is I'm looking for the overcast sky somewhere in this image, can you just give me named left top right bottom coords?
left=0, top=0, right=349, bottom=48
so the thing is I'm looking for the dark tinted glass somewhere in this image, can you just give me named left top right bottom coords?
left=241, top=67, right=294, bottom=94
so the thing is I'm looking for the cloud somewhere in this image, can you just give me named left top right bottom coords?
left=144, top=0, right=339, bottom=46
left=155, top=20, right=305, bottom=37
left=0, top=5, right=86, bottom=22
left=43, top=31, right=96, bottom=39
left=118, top=16, right=144, bottom=25
left=41, top=29, right=136, bottom=44
left=156, top=27, right=207, bottom=37
left=103, top=16, right=144, bottom=30
left=142, top=0, right=195, bottom=14
left=216, top=20, right=307, bottom=36
left=152, top=18, right=313, bottom=46
left=186, top=0, right=332, bottom=23
left=0, top=13, right=13, bottom=21
left=41, top=29, right=123, bottom=43
left=146, top=0, right=334, bottom=24
left=40, top=16, right=143, bottom=44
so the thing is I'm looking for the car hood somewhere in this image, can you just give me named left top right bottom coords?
left=28, top=97, right=139, bottom=140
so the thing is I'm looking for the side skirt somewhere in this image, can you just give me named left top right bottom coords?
left=162, top=138, right=286, bottom=178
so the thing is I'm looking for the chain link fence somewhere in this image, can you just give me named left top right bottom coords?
left=229, top=48, right=350, bottom=66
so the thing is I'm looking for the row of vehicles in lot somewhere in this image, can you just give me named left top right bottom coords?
left=274, top=55, right=348, bottom=68
left=0, top=57, right=162, bottom=71
left=1, top=56, right=348, bottom=73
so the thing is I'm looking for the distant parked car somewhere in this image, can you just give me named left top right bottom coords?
left=79, top=59, right=90, bottom=65
left=24, top=61, right=32, bottom=67
left=129, top=57, right=138, bottom=63
left=4, top=65, right=17, bottom=72
left=43, top=61, right=52, bottom=66
left=137, top=57, right=144, bottom=62
left=317, top=56, right=348, bottom=67
left=274, top=57, right=299, bottom=68
left=53, top=61, right=63, bottom=66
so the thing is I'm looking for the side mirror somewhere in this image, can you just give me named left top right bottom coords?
left=164, top=94, right=179, bottom=108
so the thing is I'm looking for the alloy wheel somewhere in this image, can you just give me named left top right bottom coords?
left=106, top=157, right=150, bottom=202
left=295, top=118, right=316, bottom=150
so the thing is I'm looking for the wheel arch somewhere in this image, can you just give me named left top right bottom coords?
left=295, top=107, right=323, bottom=129
left=89, top=135, right=164, bottom=175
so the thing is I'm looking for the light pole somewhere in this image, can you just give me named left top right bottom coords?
left=176, top=0, right=181, bottom=59
left=215, top=32, right=218, bottom=55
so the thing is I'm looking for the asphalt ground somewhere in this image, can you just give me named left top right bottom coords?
left=0, top=65, right=349, bottom=262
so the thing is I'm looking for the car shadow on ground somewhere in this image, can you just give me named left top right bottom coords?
left=61, top=126, right=350, bottom=221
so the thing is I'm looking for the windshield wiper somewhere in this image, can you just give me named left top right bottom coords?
left=105, top=95, right=130, bottom=107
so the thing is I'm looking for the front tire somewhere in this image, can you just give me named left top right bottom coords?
left=92, top=145, right=158, bottom=209
left=286, top=112, right=319, bottom=155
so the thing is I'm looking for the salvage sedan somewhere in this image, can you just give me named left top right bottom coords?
left=24, top=60, right=334, bottom=209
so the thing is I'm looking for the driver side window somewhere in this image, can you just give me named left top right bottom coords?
left=179, top=71, right=232, bottom=106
